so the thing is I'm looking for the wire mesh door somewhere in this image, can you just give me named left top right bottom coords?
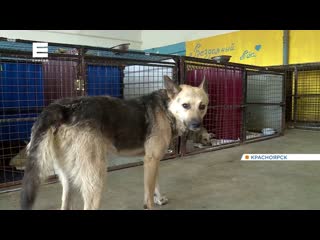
left=293, top=67, right=320, bottom=130
left=244, top=70, right=285, bottom=141
left=179, top=56, right=286, bottom=156
left=180, top=59, right=244, bottom=155
left=0, top=55, right=81, bottom=188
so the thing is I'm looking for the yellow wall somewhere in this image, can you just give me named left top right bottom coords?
left=186, top=30, right=320, bottom=122
left=289, top=30, right=320, bottom=64
left=186, top=30, right=283, bottom=66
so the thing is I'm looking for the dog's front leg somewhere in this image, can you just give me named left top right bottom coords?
left=143, top=128, right=171, bottom=210
left=143, top=155, right=159, bottom=210
left=154, top=175, right=169, bottom=206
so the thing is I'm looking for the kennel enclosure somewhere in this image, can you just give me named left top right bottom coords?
left=0, top=38, right=179, bottom=188
left=272, top=63, right=320, bottom=130
left=0, top=38, right=286, bottom=190
left=180, top=56, right=285, bottom=156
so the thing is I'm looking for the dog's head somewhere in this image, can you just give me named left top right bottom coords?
left=164, top=75, right=209, bottom=133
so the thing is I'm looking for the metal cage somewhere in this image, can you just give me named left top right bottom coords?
left=179, top=56, right=285, bottom=156
left=276, top=63, right=320, bottom=130
left=0, top=37, right=287, bottom=190
left=0, top=38, right=180, bottom=188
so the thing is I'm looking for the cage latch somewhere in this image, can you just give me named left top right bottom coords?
left=75, top=78, right=84, bottom=91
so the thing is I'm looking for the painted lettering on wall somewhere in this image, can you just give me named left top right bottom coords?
left=186, top=30, right=283, bottom=66
left=240, top=44, right=262, bottom=61
left=189, top=43, right=236, bottom=59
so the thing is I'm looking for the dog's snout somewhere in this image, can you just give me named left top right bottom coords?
left=191, top=122, right=201, bottom=128
left=188, top=120, right=201, bottom=131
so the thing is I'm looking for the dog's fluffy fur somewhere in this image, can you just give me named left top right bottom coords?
left=20, top=76, right=208, bottom=210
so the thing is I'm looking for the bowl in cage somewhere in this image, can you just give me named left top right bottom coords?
left=211, top=55, right=232, bottom=63
left=110, top=43, right=130, bottom=51
left=261, top=128, right=276, bottom=135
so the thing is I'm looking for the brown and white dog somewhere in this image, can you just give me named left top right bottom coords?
left=20, top=76, right=209, bottom=210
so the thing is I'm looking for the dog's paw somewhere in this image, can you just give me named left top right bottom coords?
left=144, top=204, right=154, bottom=210
left=154, top=195, right=169, bottom=206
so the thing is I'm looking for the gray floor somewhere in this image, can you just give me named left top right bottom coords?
left=1, top=129, right=320, bottom=210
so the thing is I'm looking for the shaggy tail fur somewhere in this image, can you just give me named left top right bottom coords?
left=20, top=104, right=69, bottom=210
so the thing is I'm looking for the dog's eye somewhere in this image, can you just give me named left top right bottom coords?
left=182, top=103, right=190, bottom=109
left=199, top=104, right=206, bottom=110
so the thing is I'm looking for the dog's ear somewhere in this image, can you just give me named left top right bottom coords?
left=164, top=75, right=181, bottom=99
left=199, top=76, right=208, bottom=93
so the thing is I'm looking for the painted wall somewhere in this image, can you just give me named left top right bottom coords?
left=0, top=30, right=238, bottom=54
left=144, top=42, right=186, bottom=56
left=186, top=30, right=283, bottom=66
left=2, top=30, right=320, bottom=64
left=141, top=30, right=238, bottom=50
left=0, top=30, right=142, bottom=50
left=289, top=30, right=320, bottom=64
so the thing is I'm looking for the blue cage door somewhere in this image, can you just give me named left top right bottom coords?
left=0, top=62, right=44, bottom=170
left=87, top=65, right=122, bottom=98
left=0, top=62, right=44, bottom=142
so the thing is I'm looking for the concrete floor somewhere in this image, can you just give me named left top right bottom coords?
left=1, top=129, right=320, bottom=210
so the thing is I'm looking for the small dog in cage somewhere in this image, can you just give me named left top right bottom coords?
left=20, top=75, right=209, bottom=210
left=187, top=126, right=213, bottom=146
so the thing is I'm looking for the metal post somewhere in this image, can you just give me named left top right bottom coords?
left=77, top=47, right=86, bottom=96
left=178, top=58, right=187, bottom=156
left=283, top=30, right=289, bottom=65
left=281, top=72, right=286, bottom=135
left=241, top=69, right=248, bottom=143
left=293, top=67, right=298, bottom=125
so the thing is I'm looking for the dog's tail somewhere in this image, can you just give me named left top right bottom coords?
left=20, top=104, right=69, bottom=210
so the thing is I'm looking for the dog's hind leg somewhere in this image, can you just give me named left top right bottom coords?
left=57, top=168, right=75, bottom=210
left=78, top=156, right=106, bottom=210
left=81, top=169, right=105, bottom=210
left=82, top=189, right=103, bottom=210
left=63, top=129, right=108, bottom=210
left=78, top=148, right=107, bottom=210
